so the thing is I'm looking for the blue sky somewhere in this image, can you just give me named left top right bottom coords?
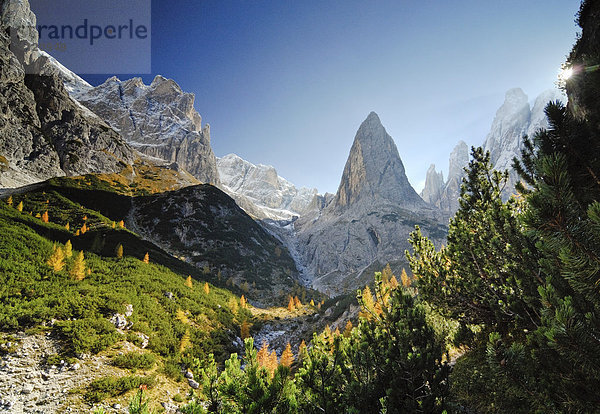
left=78, top=0, right=580, bottom=194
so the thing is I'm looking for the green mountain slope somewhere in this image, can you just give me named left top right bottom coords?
left=0, top=181, right=253, bottom=363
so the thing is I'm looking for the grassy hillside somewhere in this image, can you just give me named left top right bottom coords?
left=0, top=188, right=254, bottom=364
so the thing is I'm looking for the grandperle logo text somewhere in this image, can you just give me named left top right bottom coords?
left=37, top=19, right=148, bottom=45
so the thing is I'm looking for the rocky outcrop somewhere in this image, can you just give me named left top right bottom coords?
left=73, top=76, right=220, bottom=186
left=294, top=112, right=448, bottom=295
left=217, top=153, right=317, bottom=220
left=421, top=141, right=469, bottom=214
left=0, top=0, right=135, bottom=188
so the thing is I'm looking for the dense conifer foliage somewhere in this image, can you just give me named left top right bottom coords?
left=407, top=1, right=600, bottom=411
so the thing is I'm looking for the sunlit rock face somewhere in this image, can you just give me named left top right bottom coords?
left=73, top=75, right=220, bottom=186
left=217, top=153, right=317, bottom=220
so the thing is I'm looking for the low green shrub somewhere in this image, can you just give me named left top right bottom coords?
left=112, top=352, right=156, bottom=370
left=86, top=375, right=156, bottom=403
left=55, top=317, right=120, bottom=354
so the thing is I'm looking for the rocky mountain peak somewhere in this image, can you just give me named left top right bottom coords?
left=74, top=75, right=219, bottom=185
left=1, top=0, right=38, bottom=64
left=420, top=164, right=444, bottom=205
left=420, top=140, right=469, bottom=213
left=448, top=140, right=469, bottom=181
left=332, top=112, right=424, bottom=210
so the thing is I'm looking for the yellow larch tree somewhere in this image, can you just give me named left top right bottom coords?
left=400, top=268, right=411, bottom=287
left=116, top=243, right=123, bottom=259
left=143, top=252, right=149, bottom=264
left=359, top=285, right=375, bottom=319
left=6, top=196, right=12, bottom=206
left=228, top=298, right=239, bottom=314
left=240, top=321, right=250, bottom=340
left=185, top=275, right=193, bottom=288
left=240, top=294, right=247, bottom=308
left=176, top=309, right=190, bottom=324
left=80, top=223, right=88, bottom=234
left=70, top=251, right=86, bottom=280
left=64, top=222, right=70, bottom=231
left=47, top=244, right=65, bottom=272
left=267, top=350, right=278, bottom=377
left=118, top=220, right=125, bottom=228
left=179, top=329, right=191, bottom=353
left=298, top=340, right=307, bottom=359
left=310, top=299, right=315, bottom=307
left=257, top=341, right=270, bottom=370
left=382, top=263, right=393, bottom=284
left=287, top=296, right=295, bottom=312
left=41, top=211, right=49, bottom=223
left=16, top=201, right=23, bottom=212
left=203, top=282, right=210, bottom=295
left=389, top=275, right=399, bottom=289
left=280, top=342, right=294, bottom=367
left=64, top=240, right=73, bottom=258
left=343, top=320, right=353, bottom=337
left=294, top=296, right=302, bottom=308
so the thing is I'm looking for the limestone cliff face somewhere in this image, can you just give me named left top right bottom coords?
left=294, top=112, right=448, bottom=295
left=0, top=0, right=135, bottom=188
left=421, top=165, right=444, bottom=205
left=422, top=88, right=565, bottom=213
left=73, top=76, right=220, bottom=186
left=483, top=87, right=565, bottom=196
left=333, top=112, right=426, bottom=211
left=421, top=141, right=469, bottom=214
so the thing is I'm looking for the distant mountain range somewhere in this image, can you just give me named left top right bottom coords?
left=217, top=154, right=317, bottom=220
left=422, top=87, right=565, bottom=213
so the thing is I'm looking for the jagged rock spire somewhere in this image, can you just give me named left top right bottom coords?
left=333, top=112, right=424, bottom=210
